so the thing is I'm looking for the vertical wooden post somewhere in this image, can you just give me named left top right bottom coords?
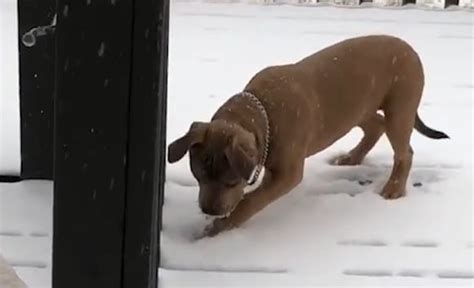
left=17, top=0, right=56, bottom=179
left=444, top=0, right=459, bottom=7
left=122, top=0, right=169, bottom=286
left=53, top=0, right=168, bottom=287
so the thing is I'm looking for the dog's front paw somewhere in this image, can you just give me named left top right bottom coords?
left=194, top=217, right=232, bottom=240
left=331, top=153, right=361, bottom=166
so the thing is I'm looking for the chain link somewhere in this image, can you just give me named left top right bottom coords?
left=240, top=91, right=270, bottom=185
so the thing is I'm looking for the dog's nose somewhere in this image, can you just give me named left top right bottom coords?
left=201, top=206, right=221, bottom=216
left=200, top=203, right=230, bottom=216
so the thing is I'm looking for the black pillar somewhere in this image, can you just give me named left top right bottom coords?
left=444, top=0, right=459, bottom=7
left=122, top=0, right=169, bottom=285
left=17, top=0, right=56, bottom=179
left=53, top=0, right=168, bottom=287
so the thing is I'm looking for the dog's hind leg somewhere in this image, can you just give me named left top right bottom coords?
left=332, top=113, right=385, bottom=166
left=380, top=89, right=420, bottom=199
left=380, top=115, right=414, bottom=199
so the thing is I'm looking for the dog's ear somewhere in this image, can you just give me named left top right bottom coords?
left=225, top=132, right=258, bottom=180
left=168, top=122, right=208, bottom=163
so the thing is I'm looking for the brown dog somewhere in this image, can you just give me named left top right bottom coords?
left=168, top=35, right=448, bottom=237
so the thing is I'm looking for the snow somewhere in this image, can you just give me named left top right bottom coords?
left=1, top=1, right=474, bottom=287
left=0, top=181, right=52, bottom=288
left=0, top=0, right=21, bottom=175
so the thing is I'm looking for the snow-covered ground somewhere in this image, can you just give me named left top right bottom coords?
left=0, top=181, right=51, bottom=288
left=1, top=1, right=473, bottom=287
left=0, top=0, right=20, bottom=174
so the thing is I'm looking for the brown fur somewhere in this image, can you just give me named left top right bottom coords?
left=168, top=35, right=448, bottom=237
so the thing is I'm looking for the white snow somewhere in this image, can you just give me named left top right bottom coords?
left=0, top=181, right=52, bottom=288
left=0, top=0, right=21, bottom=175
left=1, top=1, right=473, bottom=287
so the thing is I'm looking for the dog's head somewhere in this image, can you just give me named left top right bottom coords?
left=168, top=120, right=258, bottom=216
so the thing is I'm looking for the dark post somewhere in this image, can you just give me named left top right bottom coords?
left=53, top=1, right=168, bottom=288
left=122, top=0, right=169, bottom=286
left=17, top=0, right=56, bottom=179
left=444, top=0, right=459, bottom=7
left=159, top=0, right=170, bottom=214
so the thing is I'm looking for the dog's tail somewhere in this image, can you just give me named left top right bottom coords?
left=414, top=114, right=449, bottom=139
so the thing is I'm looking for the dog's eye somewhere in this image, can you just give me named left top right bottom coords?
left=225, top=180, right=239, bottom=188
left=204, top=156, right=213, bottom=167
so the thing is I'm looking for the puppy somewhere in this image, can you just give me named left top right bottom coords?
left=168, top=35, right=448, bottom=237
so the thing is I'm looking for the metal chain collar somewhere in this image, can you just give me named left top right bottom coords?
left=240, top=91, right=270, bottom=185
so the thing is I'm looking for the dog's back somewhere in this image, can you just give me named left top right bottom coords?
left=245, top=35, right=425, bottom=154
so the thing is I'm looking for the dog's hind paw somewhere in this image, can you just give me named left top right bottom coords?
left=380, top=186, right=406, bottom=200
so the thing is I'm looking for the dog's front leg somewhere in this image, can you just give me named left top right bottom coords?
left=203, top=161, right=304, bottom=237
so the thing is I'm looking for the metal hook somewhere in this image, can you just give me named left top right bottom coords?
left=22, top=14, right=57, bottom=48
